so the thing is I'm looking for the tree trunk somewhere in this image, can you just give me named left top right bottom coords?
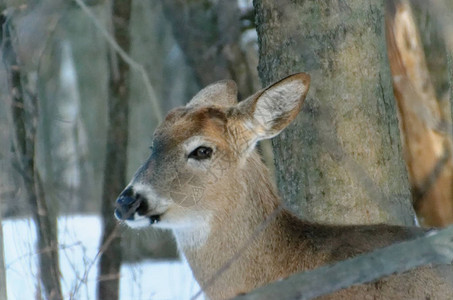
left=254, top=0, right=414, bottom=225
left=2, top=13, right=62, bottom=300
left=385, top=0, right=453, bottom=227
left=96, top=0, right=131, bottom=299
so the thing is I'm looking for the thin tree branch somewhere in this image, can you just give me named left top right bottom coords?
left=72, top=0, right=163, bottom=123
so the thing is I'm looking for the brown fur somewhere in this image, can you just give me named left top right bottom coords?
left=182, top=152, right=452, bottom=299
left=120, top=73, right=453, bottom=299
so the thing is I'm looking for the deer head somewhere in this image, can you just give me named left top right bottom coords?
left=115, top=73, right=310, bottom=244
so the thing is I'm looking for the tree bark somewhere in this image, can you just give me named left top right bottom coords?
left=2, top=12, right=62, bottom=300
left=96, top=1, right=131, bottom=299
left=254, top=0, right=414, bottom=225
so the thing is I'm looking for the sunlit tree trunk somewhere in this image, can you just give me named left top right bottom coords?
left=254, top=0, right=415, bottom=225
left=96, top=0, right=131, bottom=299
left=386, top=0, right=453, bottom=227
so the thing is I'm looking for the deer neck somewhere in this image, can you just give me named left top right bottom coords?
left=173, top=152, right=284, bottom=296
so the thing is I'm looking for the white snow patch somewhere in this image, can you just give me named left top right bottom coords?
left=3, top=215, right=202, bottom=300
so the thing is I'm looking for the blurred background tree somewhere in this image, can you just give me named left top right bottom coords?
left=2, top=9, right=62, bottom=299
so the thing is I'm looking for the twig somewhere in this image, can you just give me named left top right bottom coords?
left=70, top=222, right=121, bottom=296
left=73, top=0, right=163, bottom=123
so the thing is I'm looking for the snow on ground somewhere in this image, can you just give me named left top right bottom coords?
left=3, top=215, right=202, bottom=300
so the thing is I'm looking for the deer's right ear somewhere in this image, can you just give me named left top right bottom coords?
left=187, top=80, right=238, bottom=107
left=235, top=73, right=310, bottom=141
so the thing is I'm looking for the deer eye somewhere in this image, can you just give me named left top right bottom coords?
left=188, top=146, right=213, bottom=160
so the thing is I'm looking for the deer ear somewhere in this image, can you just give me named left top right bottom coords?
left=236, top=73, right=310, bottom=140
left=187, top=80, right=238, bottom=107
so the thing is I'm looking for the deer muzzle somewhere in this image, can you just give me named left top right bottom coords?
left=114, top=186, right=160, bottom=224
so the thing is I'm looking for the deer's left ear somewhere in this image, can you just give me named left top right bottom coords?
left=235, top=73, right=310, bottom=140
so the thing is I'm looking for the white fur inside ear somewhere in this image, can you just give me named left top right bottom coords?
left=254, top=80, right=305, bottom=131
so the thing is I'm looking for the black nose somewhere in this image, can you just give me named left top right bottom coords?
left=115, top=186, right=140, bottom=220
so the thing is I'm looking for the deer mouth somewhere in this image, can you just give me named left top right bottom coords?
left=149, top=214, right=161, bottom=224
left=115, top=196, right=162, bottom=225
left=115, top=184, right=170, bottom=227
left=136, top=200, right=165, bottom=225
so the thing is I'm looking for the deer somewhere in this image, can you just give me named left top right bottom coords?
left=114, top=73, right=453, bottom=299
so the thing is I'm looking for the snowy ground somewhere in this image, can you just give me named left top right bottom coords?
left=3, top=215, right=202, bottom=300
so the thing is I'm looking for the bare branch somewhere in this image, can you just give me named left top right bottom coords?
left=72, top=0, right=163, bottom=123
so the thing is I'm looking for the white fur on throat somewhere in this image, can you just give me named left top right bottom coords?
left=172, top=213, right=213, bottom=250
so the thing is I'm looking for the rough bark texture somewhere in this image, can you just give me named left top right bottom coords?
left=386, top=0, right=453, bottom=227
left=2, top=13, right=62, bottom=300
left=97, top=1, right=131, bottom=299
left=254, top=0, right=414, bottom=225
